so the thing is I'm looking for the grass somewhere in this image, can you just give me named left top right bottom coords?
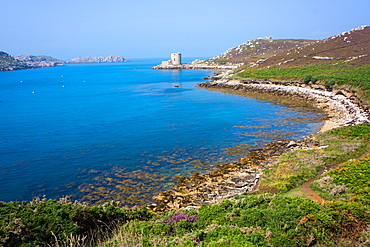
left=102, top=194, right=370, bottom=246
left=98, top=124, right=370, bottom=246
left=236, top=63, right=370, bottom=102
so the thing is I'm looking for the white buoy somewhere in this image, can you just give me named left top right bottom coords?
left=32, top=91, right=35, bottom=94
left=62, top=85, right=65, bottom=87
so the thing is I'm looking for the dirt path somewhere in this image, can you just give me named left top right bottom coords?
left=299, top=151, right=370, bottom=203
left=299, top=166, right=334, bottom=203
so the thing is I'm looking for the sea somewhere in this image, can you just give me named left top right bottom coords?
left=0, top=58, right=326, bottom=206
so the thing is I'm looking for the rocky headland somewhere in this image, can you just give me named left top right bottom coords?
left=14, top=54, right=65, bottom=68
left=152, top=63, right=239, bottom=70
left=152, top=58, right=241, bottom=70
left=0, top=51, right=63, bottom=71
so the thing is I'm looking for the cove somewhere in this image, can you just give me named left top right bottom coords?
left=0, top=58, right=326, bottom=205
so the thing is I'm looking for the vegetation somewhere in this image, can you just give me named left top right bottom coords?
left=2, top=123, right=367, bottom=246
left=104, top=195, right=370, bottom=246
left=237, top=63, right=370, bottom=101
left=235, top=26, right=370, bottom=101
left=100, top=124, right=370, bottom=246
left=1, top=27, right=369, bottom=246
left=0, top=199, right=152, bottom=246
left=206, top=38, right=314, bottom=64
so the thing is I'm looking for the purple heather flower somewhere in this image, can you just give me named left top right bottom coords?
left=166, top=212, right=187, bottom=223
left=192, top=237, right=201, bottom=242
left=186, top=215, right=199, bottom=222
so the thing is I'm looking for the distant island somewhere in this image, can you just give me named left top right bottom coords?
left=68, top=55, right=125, bottom=63
left=0, top=53, right=127, bottom=71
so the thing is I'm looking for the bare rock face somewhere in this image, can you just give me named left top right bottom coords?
left=69, top=55, right=125, bottom=63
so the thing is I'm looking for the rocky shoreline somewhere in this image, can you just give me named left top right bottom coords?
left=148, top=78, right=370, bottom=212
left=148, top=139, right=314, bottom=212
left=200, top=79, right=370, bottom=132
left=152, top=64, right=239, bottom=70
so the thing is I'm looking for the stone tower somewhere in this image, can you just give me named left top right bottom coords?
left=170, top=52, right=181, bottom=65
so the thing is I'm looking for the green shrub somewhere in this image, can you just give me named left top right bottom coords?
left=0, top=199, right=153, bottom=246
left=311, top=76, right=318, bottom=83
left=303, top=74, right=312, bottom=83
left=325, top=79, right=336, bottom=88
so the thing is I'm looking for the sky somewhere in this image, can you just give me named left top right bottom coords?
left=1, top=0, right=369, bottom=60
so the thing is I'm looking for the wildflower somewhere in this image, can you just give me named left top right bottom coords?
left=186, top=215, right=199, bottom=222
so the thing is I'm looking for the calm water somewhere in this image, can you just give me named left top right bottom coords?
left=0, top=58, right=326, bottom=205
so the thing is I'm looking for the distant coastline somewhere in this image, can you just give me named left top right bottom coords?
left=0, top=52, right=127, bottom=72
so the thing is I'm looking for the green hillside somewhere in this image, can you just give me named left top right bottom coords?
left=236, top=26, right=370, bottom=102
left=205, top=38, right=315, bottom=65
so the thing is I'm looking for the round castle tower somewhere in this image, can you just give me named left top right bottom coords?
left=170, top=52, right=181, bottom=65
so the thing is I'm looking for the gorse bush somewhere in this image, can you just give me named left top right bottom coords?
left=304, top=74, right=313, bottom=83
left=0, top=199, right=153, bottom=246
left=326, top=156, right=370, bottom=203
left=105, top=194, right=370, bottom=246
left=325, top=79, right=336, bottom=88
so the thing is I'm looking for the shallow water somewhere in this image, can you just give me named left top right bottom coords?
left=0, top=58, right=326, bottom=205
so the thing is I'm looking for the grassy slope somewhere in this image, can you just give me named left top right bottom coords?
left=206, top=38, right=314, bottom=65
left=236, top=26, right=370, bottom=102
left=103, top=124, right=370, bottom=247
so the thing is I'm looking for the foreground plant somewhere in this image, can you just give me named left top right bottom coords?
left=0, top=199, right=153, bottom=246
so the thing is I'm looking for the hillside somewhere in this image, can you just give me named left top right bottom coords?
left=0, top=52, right=65, bottom=71
left=14, top=54, right=65, bottom=68
left=15, top=54, right=65, bottom=64
left=0, top=51, right=29, bottom=71
left=205, top=37, right=315, bottom=65
left=236, top=25, right=370, bottom=102
left=252, top=25, right=369, bottom=69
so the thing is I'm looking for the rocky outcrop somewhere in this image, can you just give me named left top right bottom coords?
left=69, top=55, right=125, bottom=63
left=148, top=139, right=314, bottom=212
left=153, top=64, right=239, bottom=70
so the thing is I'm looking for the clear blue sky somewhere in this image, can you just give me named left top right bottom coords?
left=1, top=0, right=369, bottom=60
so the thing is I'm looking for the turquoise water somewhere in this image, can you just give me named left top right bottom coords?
left=0, top=58, right=325, bottom=205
